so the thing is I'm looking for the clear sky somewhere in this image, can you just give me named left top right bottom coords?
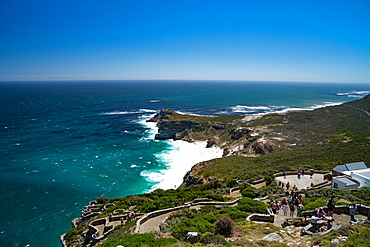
left=0, top=0, right=369, bottom=82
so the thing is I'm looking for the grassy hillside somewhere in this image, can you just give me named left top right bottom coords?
left=189, top=95, right=370, bottom=181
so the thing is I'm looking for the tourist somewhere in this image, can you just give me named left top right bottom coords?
left=302, top=169, right=305, bottom=176
left=311, top=215, right=320, bottom=233
left=281, top=198, right=288, bottom=216
left=297, top=170, right=301, bottom=179
left=275, top=201, right=281, bottom=214
left=283, top=171, right=287, bottom=179
left=310, top=170, right=314, bottom=178
left=325, top=218, right=333, bottom=231
left=317, top=207, right=326, bottom=219
left=289, top=204, right=295, bottom=217
left=270, top=201, right=277, bottom=214
left=297, top=203, right=302, bottom=217
left=326, top=197, right=335, bottom=217
left=286, top=181, right=290, bottom=190
left=287, top=196, right=293, bottom=204
left=349, top=204, right=357, bottom=222
left=298, top=193, right=302, bottom=200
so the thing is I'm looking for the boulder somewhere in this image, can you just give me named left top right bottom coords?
left=186, top=232, right=199, bottom=244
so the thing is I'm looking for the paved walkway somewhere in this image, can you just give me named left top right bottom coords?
left=275, top=173, right=325, bottom=190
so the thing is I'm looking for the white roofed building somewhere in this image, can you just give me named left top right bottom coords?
left=332, top=162, right=370, bottom=189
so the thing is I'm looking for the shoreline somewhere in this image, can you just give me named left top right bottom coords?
left=139, top=115, right=222, bottom=191
left=138, top=95, right=369, bottom=192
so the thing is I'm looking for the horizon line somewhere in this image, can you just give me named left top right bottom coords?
left=0, top=78, right=369, bottom=84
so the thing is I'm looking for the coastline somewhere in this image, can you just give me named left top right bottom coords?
left=137, top=94, right=369, bottom=192
left=139, top=115, right=223, bottom=191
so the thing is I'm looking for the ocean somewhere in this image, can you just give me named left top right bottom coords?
left=0, top=80, right=369, bottom=246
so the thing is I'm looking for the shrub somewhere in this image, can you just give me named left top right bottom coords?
left=215, top=216, right=234, bottom=237
left=224, top=178, right=238, bottom=188
left=96, top=197, right=109, bottom=204
left=199, top=233, right=231, bottom=246
left=99, top=233, right=177, bottom=247
left=258, top=181, right=285, bottom=197
left=219, top=207, right=250, bottom=221
left=241, top=187, right=255, bottom=198
left=137, top=202, right=157, bottom=213
left=239, top=182, right=253, bottom=191
left=264, top=174, right=275, bottom=186
left=64, top=228, right=84, bottom=242
left=237, top=198, right=268, bottom=214
left=171, top=217, right=214, bottom=240
left=201, top=205, right=217, bottom=214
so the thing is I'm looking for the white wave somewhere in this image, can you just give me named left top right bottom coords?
left=103, top=111, right=135, bottom=115
left=231, top=105, right=287, bottom=114
left=103, top=109, right=157, bottom=115
left=141, top=140, right=223, bottom=190
left=150, top=100, right=161, bottom=103
left=137, top=113, right=158, bottom=140
left=240, top=102, right=344, bottom=122
left=175, top=111, right=214, bottom=117
left=139, top=109, right=157, bottom=113
left=337, top=91, right=370, bottom=98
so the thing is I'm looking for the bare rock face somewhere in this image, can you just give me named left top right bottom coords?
left=183, top=170, right=206, bottom=187
left=206, top=138, right=217, bottom=148
left=212, top=123, right=227, bottom=130
left=155, top=120, right=203, bottom=140
left=147, top=108, right=178, bottom=123
left=251, top=141, right=275, bottom=155
left=147, top=109, right=204, bottom=140
left=229, top=128, right=253, bottom=140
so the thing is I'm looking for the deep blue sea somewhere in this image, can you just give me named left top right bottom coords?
left=0, top=80, right=369, bottom=246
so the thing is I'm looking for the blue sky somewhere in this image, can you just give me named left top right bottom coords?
left=0, top=0, right=369, bottom=82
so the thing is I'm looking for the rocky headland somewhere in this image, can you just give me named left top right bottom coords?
left=147, top=94, right=370, bottom=187
left=62, top=95, right=370, bottom=247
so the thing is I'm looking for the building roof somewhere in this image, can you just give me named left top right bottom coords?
left=333, top=165, right=348, bottom=173
left=333, top=162, right=367, bottom=173
left=333, top=176, right=358, bottom=186
left=349, top=168, right=370, bottom=179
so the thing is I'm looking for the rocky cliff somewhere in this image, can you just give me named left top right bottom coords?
left=148, top=108, right=282, bottom=187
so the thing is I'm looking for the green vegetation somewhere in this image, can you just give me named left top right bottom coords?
left=99, top=233, right=178, bottom=247
left=310, top=221, right=370, bottom=247
left=184, top=95, right=370, bottom=181
left=63, top=228, right=84, bottom=243
left=64, top=95, right=370, bottom=247
left=158, top=199, right=266, bottom=242
left=236, top=198, right=268, bottom=214
left=200, top=232, right=231, bottom=246
left=305, top=187, right=370, bottom=203
left=215, top=216, right=234, bottom=237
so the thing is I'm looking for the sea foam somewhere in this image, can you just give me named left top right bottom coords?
left=141, top=140, right=223, bottom=190
left=138, top=113, right=222, bottom=191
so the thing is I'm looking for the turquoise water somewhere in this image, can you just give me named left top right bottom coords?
left=0, top=80, right=369, bottom=246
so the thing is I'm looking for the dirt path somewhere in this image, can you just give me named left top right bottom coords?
left=344, top=104, right=370, bottom=117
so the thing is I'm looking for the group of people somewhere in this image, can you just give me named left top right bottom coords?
left=270, top=191, right=303, bottom=217
left=310, top=197, right=336, bottom=232
left=282, top=169, right=315, bottom=180
left=278, top=180, right=299, bottom=191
